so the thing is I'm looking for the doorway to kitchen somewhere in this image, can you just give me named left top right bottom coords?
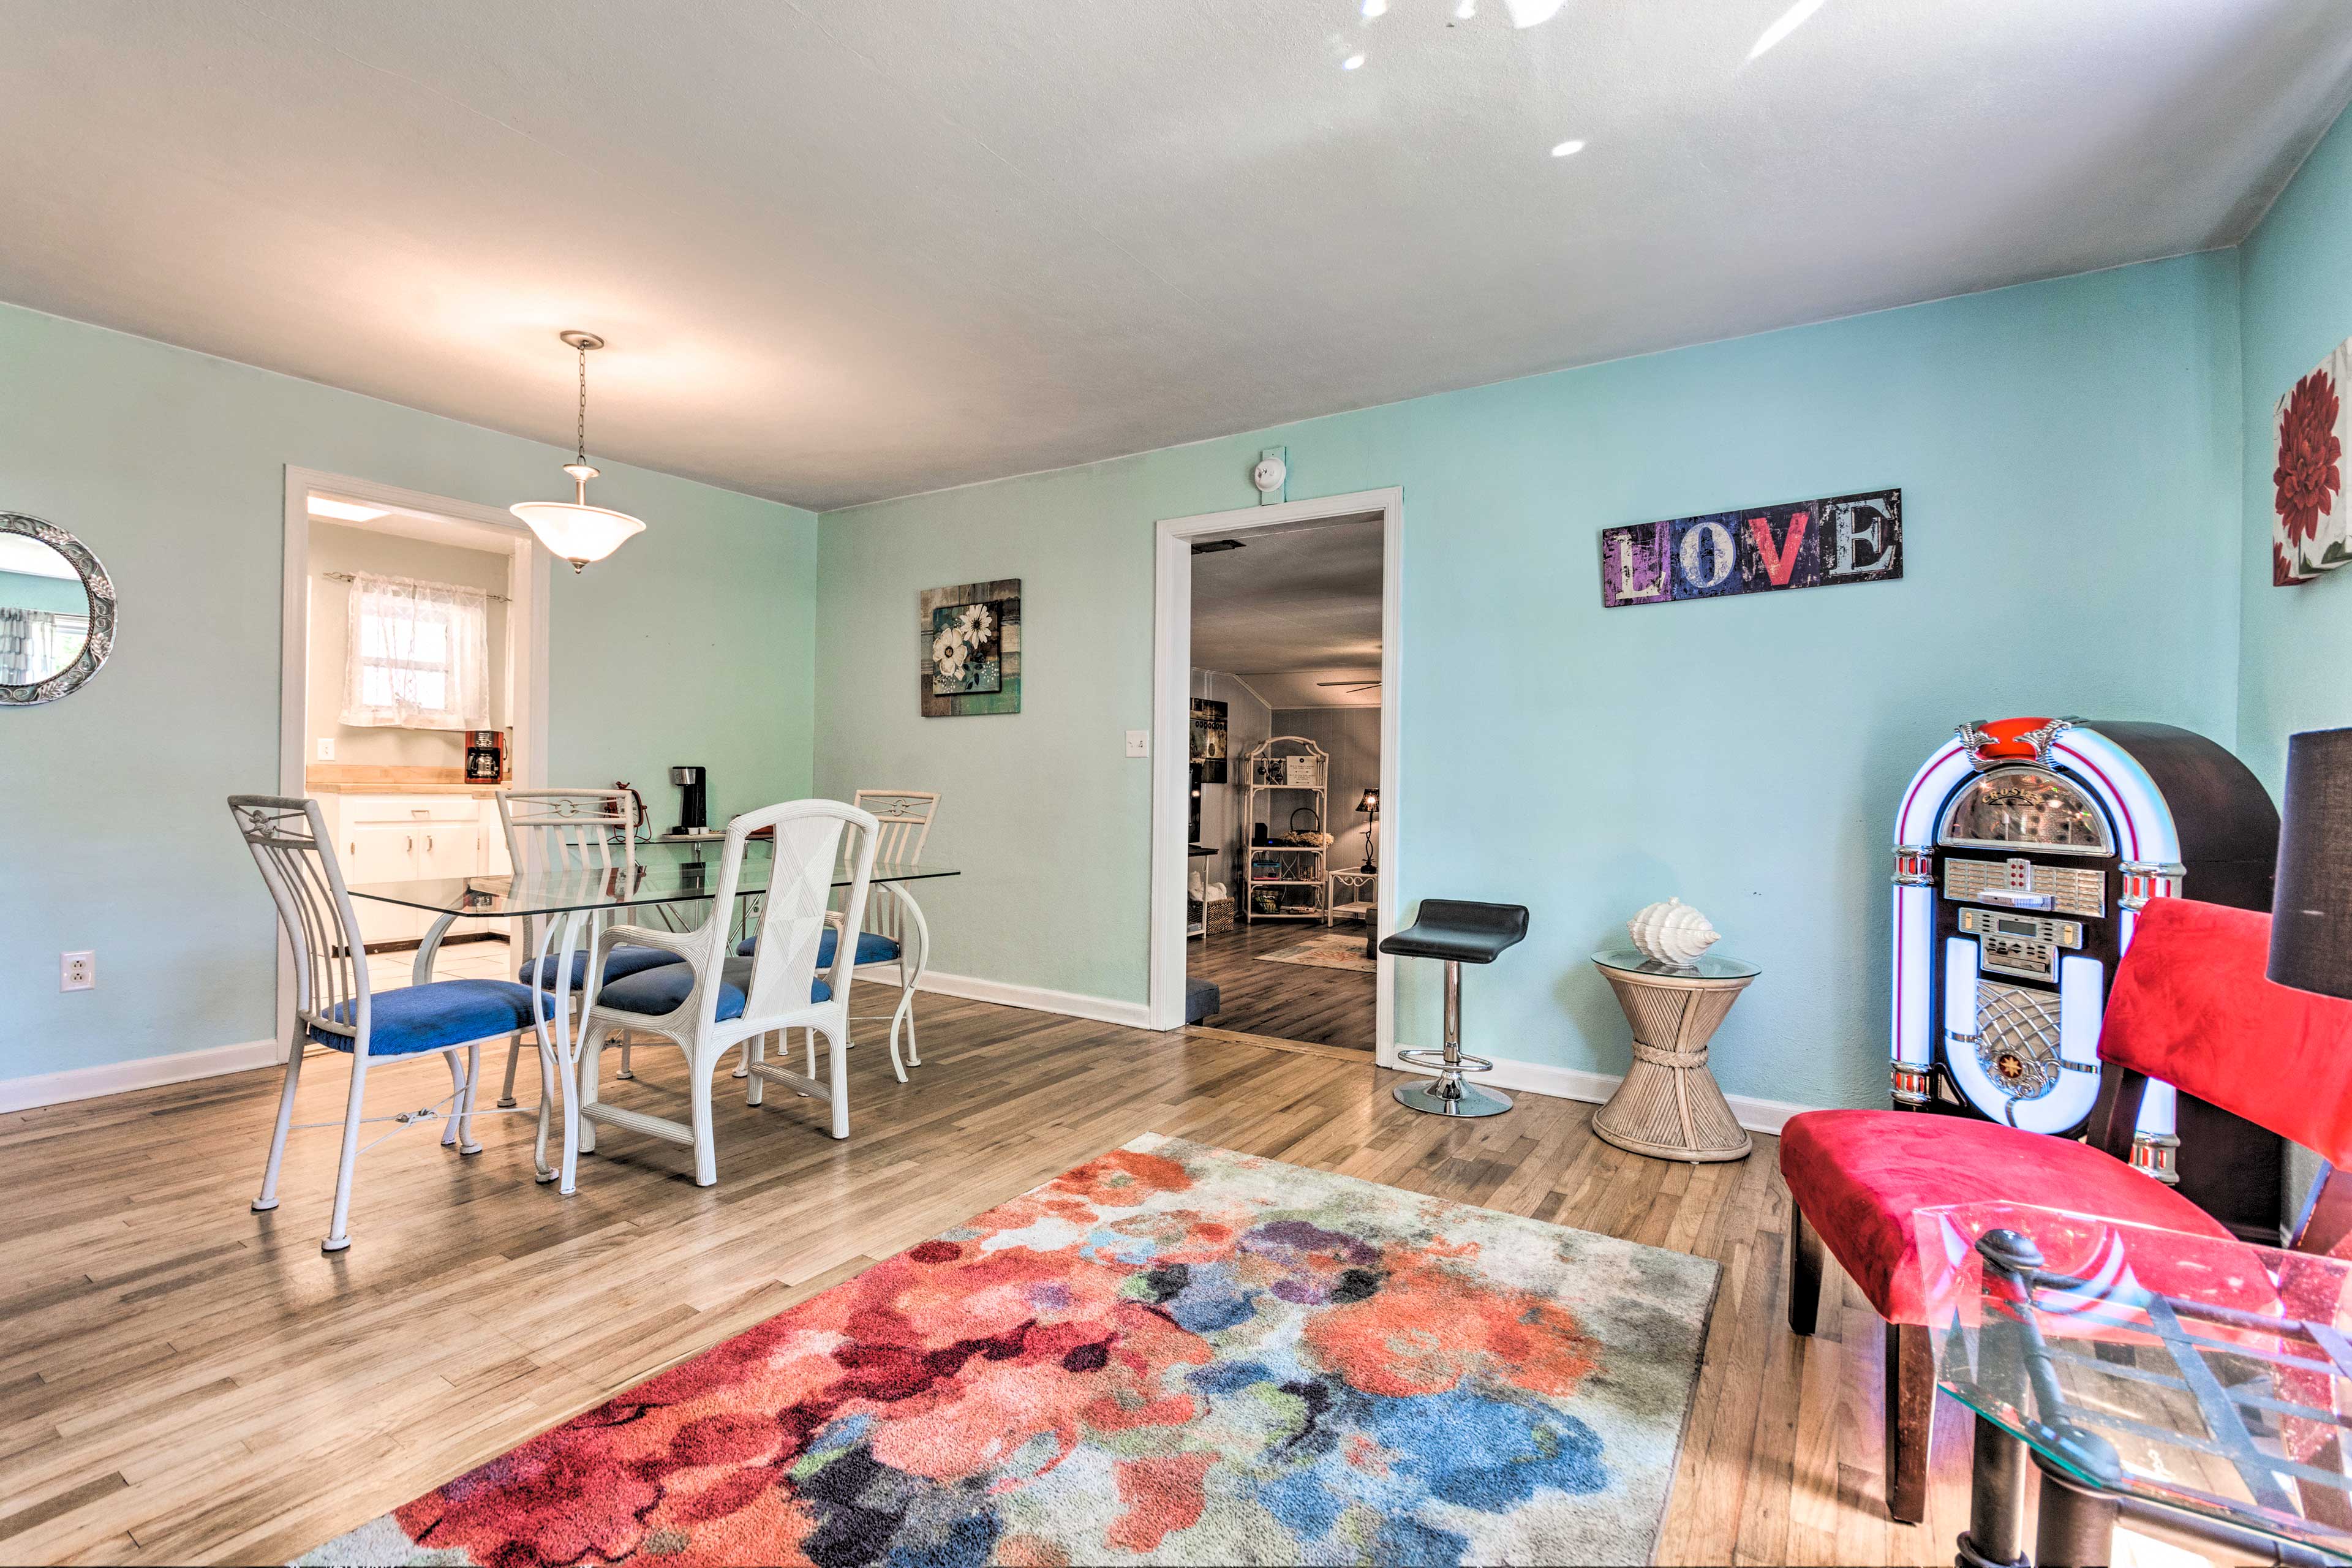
left=273, top=467, right=552, bottom=1041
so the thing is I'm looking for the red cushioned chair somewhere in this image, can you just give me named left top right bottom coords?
left=1781, top=898, right=2352, bottom=1523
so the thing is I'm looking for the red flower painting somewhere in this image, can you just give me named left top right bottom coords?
left=2275, top=367, right=2342, bottom=582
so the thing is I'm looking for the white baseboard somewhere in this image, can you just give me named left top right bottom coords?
left=914, top=970, right=1153, bottom=1030
left=0, top=1036, right=282, bottom=1114
left=1390, top=1052, right=1814, bottom=1136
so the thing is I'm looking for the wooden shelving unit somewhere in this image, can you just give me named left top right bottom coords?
left=1243, top=736, right=1329, bottom=925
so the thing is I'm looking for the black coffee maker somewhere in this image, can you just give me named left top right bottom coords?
left=465, top=729, right=504, bottom=783
left=670, top=765, right=707, bottom=836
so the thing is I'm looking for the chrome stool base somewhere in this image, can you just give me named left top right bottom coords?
left=1393, top=1078, right=1513, bottom=1118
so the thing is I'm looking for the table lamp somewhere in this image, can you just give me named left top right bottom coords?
left=1356, top=788, right=1379, bottom=873
left=2269, top=726, right=2352, bottom=1000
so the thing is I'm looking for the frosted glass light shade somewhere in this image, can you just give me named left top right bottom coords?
left=509, top=500, right=646, bottom=571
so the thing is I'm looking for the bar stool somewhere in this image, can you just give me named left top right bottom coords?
left=1380, top=899, right=1529, bottom=1117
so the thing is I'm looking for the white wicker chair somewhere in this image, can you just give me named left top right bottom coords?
left=575, top=799, right=879, bottom=1186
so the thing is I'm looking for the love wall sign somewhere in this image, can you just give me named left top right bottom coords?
left=1598, top=489, right=1901, bottom=609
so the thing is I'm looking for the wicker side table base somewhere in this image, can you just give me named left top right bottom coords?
left=1590, top=954, right=1756, bottom=1163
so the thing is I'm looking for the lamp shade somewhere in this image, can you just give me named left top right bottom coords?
left=2269, top=726, right=2352, bottom=998
left=1357, top=788, right=1379, bottom=814
left=508, top=500, right=646, bottom=571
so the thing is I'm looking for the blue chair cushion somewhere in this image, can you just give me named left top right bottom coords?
left=309, top=979, right=555, bottom=1057
left=518, top=943, right=685, bottom=990
left=595, top=957, right=833, bottom=1022
left=734, top=929, right=902, bottom=965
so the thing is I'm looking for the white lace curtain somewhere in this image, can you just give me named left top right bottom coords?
left=339, top=573, right=491, bottom=730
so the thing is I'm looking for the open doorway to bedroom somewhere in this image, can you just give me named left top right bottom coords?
left=1150, top=488, right=1401, bottom=1061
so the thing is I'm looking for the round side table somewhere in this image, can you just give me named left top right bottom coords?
left=1589, top=948, right=1760, bottom=1163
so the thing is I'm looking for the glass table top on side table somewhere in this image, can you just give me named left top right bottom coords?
left=1914, top=1200, right=2352, bottom=1567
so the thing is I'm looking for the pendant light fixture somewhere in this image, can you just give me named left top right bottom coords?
left=510, top=330, right=646, bottom=572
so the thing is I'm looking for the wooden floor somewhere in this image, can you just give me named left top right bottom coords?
left=1188, top=919, right=1376, bottom=1050
left=0, top=994, right=2098, bottom=1567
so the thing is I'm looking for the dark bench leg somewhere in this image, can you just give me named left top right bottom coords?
left=1788, top=1207, right=1824, bottom=1335
left=1884, top=1321, right=1932, bottom=1524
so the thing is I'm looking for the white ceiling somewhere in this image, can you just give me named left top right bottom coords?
left=3, top=2, right=2350, bottom=510
left=1193, top=516, right=1382, bottom=706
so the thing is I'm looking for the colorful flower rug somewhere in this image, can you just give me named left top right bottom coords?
left=303, top=1134, right=1719, bottom=1567
left=1257, top=933, right=1378, bottom=974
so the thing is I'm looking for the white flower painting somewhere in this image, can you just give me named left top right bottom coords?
left=920, top=579, right=1021, bottom=717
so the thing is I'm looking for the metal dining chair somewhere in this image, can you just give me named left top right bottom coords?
left=575, top=799, right=880, bottom=1186
left=734, top=788, right=937, bottom=1082
left=496, top=788, right=683, bottom=1106
left=230, top=796, right=556, bottom=1252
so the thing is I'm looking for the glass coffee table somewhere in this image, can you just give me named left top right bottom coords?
left=1915, top=1201, right=2352, bottom=1567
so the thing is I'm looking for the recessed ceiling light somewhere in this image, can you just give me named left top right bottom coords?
left=1361, top=0, right=1387, bottom=17
left=1748, top=0, right=1827, bottom=60
left=308, top=497, right=388, bottom=522
left=1551, top=139, right=1586, bottom=158
left=1455, top=0, right=1477, bottom=15
left=1341, top=52, right=1366, bottom=70
left=1502, top=0, right=1566, bottom=27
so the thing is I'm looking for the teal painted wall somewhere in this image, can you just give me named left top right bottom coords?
left=815, top=254, right=2247, bottom=1112
left=0, top=302, right=816, bottom=1082
left=2239, top=103, right=2352, bottom=795
left=0, top=568, right=91, bottom=614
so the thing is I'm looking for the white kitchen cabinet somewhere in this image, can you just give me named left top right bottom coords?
left=312, top=793, right=510, bottom=952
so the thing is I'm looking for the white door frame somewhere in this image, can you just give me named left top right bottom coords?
left=275, top=466, right=555, bottom=1050
left=1148, top=486, right=1403, bottom=1064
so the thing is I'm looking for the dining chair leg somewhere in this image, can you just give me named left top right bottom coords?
left=897, top=959, right=921, bottom=1068
left=804, top=1028, right=818, bottom=1081
left=688, top=1052, right=718, bottom=1186
left=323, top=1054, right=371, bottom=1253
left=617, top=1038, right=635, bottom=1080
left=456, top=1041, right=484, bottom=1155
left=498, top=1031, right=524, bottom=1109
left=576, top=1025, right=607, bottom=1156
left=745, top=1032, right=767, bottom=1107
left=822, top=1024, right=850, bottom=1140
left=532, top=1041, right=557, bottom=1185
left=251, top=1032, right=305, bottom=1213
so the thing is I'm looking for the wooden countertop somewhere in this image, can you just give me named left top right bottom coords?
left=304, top=764, right=508, bottom=797
left=306, top=781, right=508, bottom=797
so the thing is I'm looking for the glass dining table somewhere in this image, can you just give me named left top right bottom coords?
left=343, top=840, right=959, bottom=1194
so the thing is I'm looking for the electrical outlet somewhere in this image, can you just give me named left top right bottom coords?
left=1126, top=729, right=1149, bottom=758
left=60, top=951, right=94, bottom=992
left=316, top=737, right=336, bottom=761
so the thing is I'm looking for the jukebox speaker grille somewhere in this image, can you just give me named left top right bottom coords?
left=1971, top=979, right=2065, bottom=1111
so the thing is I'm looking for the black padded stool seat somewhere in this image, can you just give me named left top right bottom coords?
left=1379, top=900, right=1529, bottom=965
left=1382, top=899, right=1529, bottom=1118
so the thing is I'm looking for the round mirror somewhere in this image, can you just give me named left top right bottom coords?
left=0, top=513, right=113, bottom=706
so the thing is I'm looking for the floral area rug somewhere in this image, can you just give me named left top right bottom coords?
left=303, top=1134, right=1718, bottom=1567
left=1257, top=933, right=1378, bottom=974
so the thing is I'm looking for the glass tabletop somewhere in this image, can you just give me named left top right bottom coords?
left=1590, top=947, right=1760, bottom=979
left=346, top=841, right=959, bottom=918
left=1915, top=1200, right=2352, bottom=1559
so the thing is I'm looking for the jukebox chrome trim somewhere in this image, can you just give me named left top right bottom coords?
left=1958, top=717, right=2077, bottom=772
left=2130, top=1129, right=2182, bottom=1186
left=2117, top=861, right=2187, bottom=912
left=1891, top=1060, right=1934, bottom=1107
left=1891, top=845, right=1935, bottom=886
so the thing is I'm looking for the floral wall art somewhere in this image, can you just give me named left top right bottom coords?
left=919, top=578, right=1022, bottom=716
left=2274, top=338, right=2352, bottom=585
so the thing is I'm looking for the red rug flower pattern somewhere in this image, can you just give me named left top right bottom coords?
left=303, top=1135, right=1717, bottom=1566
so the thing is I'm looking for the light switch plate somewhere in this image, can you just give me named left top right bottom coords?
left=1126, top=729, right=1150, bottom=758
left=316, top=737, right=336, bottom=761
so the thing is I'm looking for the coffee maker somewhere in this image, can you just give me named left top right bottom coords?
left=670, top=765, right=707, bottom=836
left=465, top=729, right=504, bottom=783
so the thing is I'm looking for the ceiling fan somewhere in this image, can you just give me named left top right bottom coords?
left=1317, top=677, right=1381, bottom=695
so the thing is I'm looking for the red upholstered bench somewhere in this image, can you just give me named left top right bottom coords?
left=1780, top=899, right=2352, bottom=1523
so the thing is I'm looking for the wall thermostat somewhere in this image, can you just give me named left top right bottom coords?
left=1253, top=448, right=1287, bottom=499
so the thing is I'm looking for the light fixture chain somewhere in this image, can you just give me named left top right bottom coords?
left=576, top=340, right=589, bottom=466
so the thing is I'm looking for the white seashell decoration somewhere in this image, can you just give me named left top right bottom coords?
left=1626, top=897, right=1721, bottom=967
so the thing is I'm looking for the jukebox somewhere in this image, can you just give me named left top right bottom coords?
left=1890, top=717, right=2283, bottom=1239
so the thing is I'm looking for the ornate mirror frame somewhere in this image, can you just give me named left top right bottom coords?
left=0, top=512, right=115, bottom=707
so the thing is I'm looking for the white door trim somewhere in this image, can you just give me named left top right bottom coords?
left=1148, top=486, right=1403, bottom=1064
left=275, top=467, right=556, bottom=1051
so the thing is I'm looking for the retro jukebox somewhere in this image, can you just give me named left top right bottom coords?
left=1890, top=717, right=2283, bottom=1239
